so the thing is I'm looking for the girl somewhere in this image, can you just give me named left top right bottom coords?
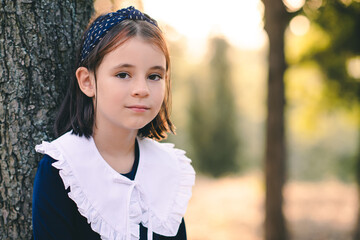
left=32, top=6, right=195, bottom=240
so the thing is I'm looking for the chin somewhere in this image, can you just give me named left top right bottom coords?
left=126, top=122, right=150, bottom=131
left=120, top=117, right=156, bottom=132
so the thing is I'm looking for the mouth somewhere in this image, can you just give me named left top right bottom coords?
left=126, top=105, right=150, bottom=112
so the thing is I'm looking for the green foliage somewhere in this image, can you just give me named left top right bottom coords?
left=284, top=0, right=360, bottom=181
left=303, top=0, right=360, bottom=182
left=301, top=0, right=360, bottom=101
left=188, top=37, right=240, bottom=177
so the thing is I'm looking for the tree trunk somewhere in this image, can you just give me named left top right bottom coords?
left=262, top=1, right=289, bottom=240
left=0, top=1, right=93, bottom=238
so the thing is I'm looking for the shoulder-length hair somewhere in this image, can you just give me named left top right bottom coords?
left=55, top=17, right=174, bottom=140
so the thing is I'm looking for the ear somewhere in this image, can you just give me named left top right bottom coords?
left=76, top=67, right=96, bottom=97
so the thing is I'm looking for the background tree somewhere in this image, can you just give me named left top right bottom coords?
left=0, top=1, right=93, bottom=238
left=262, top=0, right=289, bottom=239
left=188, top=37, right=240, bottom=177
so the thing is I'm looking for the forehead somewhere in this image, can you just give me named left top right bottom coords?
left=101, top=36, right=166, bottom=68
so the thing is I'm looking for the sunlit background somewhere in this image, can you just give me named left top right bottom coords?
left=95, top=0, right=360, bottom=239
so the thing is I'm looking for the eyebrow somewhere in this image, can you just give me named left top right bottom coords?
left=112, top=63, right=135, bottom=70
left=112, top=64, right=166, bottom=72
left=150, top=65, right=166, bottom=73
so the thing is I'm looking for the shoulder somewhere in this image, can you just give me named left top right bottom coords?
left=33, top=155, right=83, bottom=239
left=137, top=138, right=194, bottom=170
left=137, top=137, right=196, bottom=189
left=33, top=154, right=75, bottom=217
left=138, top=138, right=188, bottom=159
left=36, top=131, right=102, bottom=165
left=38, top=154, right=56, bottom=169
left=33, top=154, right=67, bottom=196
left=139, top=137, right=194, bottom=167
left=35, top=155, right=59, bottom=181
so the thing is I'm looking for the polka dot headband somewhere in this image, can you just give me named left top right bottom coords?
left=80, top=6, right=158, bottom=63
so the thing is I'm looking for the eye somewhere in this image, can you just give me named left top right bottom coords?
left=116, top=72, right=130, bottom=79
left=148, top=74, right=162, bottom=81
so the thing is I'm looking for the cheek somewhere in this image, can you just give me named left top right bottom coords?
left=157, top=83, right=166, bottom=105
left=149, top=83, right=165, bottom=116
left=96, top=83, right=126, bottom=108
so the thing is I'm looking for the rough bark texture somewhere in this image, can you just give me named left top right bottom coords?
left=262, top=1, right=289, bottom=240
left=0, top=0, right=93, bottom=238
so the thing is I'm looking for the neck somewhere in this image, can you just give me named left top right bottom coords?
left=92, top=125, right=138, bottom=174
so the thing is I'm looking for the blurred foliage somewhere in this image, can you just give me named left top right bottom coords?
left=284, top=0, right=360, bottom=181
left=296, top=0, right=360, bottom=102
left=188, top=37, right=240, bottom=177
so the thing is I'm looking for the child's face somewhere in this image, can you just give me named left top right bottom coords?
left=92, top=36, right=166, bottom=134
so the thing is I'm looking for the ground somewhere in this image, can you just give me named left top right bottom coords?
left=185, top=173, right=358, bottom=240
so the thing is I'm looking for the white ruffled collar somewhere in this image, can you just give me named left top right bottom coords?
left=35, top=131, right=195, bottom=240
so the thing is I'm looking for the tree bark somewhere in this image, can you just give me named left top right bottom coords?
left=262, top=1, right=289, bottom=240
left=0, top=0, right=93, bottom=238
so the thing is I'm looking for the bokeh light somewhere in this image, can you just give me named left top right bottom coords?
left=283, top=0, right=306, bottom=11
left=143, top=0, right=266, bottom=58
left=347, top=56, right=360, bottom=79
left=289, top=15, right=310, bottom=36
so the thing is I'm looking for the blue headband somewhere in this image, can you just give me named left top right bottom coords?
left=80, top=6, right=158, bottom=63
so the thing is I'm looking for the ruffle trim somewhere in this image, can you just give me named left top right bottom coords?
left=35, top=140, right=195, bottom=239
left=143, top=143, right=196, bottom=236
left=36, top=141, right=129, bottom=240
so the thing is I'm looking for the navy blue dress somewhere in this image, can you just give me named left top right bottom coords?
left=32, top=141, right=187, bottom=239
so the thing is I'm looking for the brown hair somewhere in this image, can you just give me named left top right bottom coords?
left=55, top=17, right=174, bottom=140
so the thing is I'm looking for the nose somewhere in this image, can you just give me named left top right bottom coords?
left=131, top=78, right=149, bottom=97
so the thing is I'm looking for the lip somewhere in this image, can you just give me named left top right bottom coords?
left=126, top=105, right=150, bottom=112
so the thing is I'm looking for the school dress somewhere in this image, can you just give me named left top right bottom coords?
left=33, top=131, right=195, bottom=240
